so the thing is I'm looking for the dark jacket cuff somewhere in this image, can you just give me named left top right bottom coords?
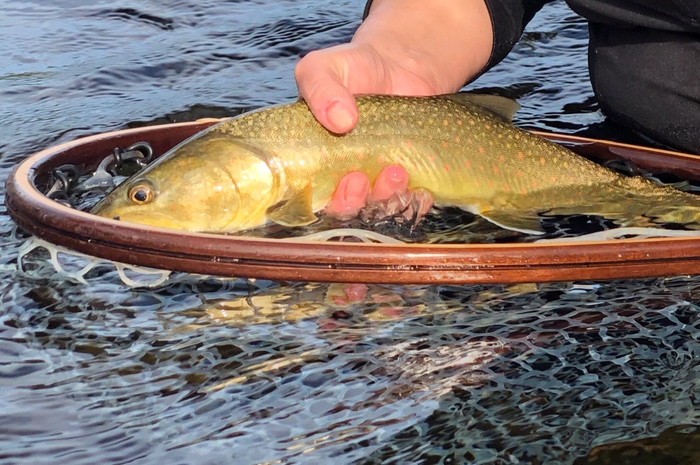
left=363, top=0, right=374, bottom=19
left=482, top=0, right=550, bottom=73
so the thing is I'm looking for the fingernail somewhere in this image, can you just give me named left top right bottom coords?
left=343, top=173, right=370, bottom=202
left=382, top=165, right=409, bottom=187
left=369, top=165, right=409, bottom=202
left=326, top=101, right=355, bottom=133
left=326, top=172, right=369, bottom=219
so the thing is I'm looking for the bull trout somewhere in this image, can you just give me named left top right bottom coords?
left=92, top=93, right=700, bottom=234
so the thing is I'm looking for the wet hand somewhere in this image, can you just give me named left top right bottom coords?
left=294, top=0, right=494, bottom=135
left=325, top=165, right=434, bottom=222
left=294, top=43, right=442, bottom=134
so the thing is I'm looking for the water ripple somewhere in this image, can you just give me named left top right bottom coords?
left=92, top=8, right=176, bottom=30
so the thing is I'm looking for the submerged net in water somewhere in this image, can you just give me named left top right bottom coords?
left=3, top=270, right=700, bottom=464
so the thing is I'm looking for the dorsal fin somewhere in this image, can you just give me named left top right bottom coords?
left=442, top=93, right=520, bottom=121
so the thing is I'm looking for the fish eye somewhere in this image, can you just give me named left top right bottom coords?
left=128, top=183, right=155, bottom=205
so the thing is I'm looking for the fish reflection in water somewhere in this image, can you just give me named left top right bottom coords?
left=167, top=282, right=512, bottom=392
left=163, top=283, right=507, bottom=398
left=191, top=283, right=428, bottom=327
left=132, top=281, right=521, bottom=458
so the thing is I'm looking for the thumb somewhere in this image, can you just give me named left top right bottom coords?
left=295, top=50, right=359, bottom=134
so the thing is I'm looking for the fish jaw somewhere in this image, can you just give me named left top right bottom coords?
left=95, top=206, right=189, bottom=230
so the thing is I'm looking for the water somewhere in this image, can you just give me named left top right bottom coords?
left=1, top=1, right=700, bottom=464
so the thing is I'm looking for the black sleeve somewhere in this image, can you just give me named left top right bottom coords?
left=566, top=0, right=700, bottom=32
left=482, top=0, right=553, bottom=71
left=362, top=0, right=552, bottom=75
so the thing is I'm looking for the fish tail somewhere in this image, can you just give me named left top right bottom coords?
left=644, top=203, right=700, bottom=229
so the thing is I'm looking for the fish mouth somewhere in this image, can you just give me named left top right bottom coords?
left=100, top=210, right=188, bottom=231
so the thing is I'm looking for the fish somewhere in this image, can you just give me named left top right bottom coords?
left=92, top=93, right=700, bottom=234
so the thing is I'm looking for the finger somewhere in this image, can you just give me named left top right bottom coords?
left=368, top=165, right=409, bottom=203
left=295, top=50, right=358, bottom=134
left=343, top=283, right=368, bottom=302
left=325, top=171, right=370, bottom=219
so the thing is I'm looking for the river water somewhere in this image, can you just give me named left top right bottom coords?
left=2, top=1, right=700, bottom=464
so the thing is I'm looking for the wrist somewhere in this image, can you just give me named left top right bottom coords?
left=355, top=0, right=493, bottom=90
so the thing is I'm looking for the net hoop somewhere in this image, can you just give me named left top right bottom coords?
left=7, top=120, right=700, bottom=284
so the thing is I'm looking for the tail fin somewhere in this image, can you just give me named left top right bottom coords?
left=543, top=199, right=700, bottom=231
left=644, top=204, right=700, bottom=229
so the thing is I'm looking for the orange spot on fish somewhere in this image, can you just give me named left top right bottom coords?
left=540, top=157, right=545, bottom=165
left=332, top=172, right=338, bottom=178
left=457, top=120, right=463, bottom=126
left=488, top=181, right=494, bottom=189
left=493, top=166, right=499, bottom=174
left=443, top=164, right=450, bottom=171
left=577, top=191, right=582, bottom=197
left=485, top=124, right=491, bottom=130
left=441, top=141, right=448, bottom=148
left=358, top=152, right=365, bottom=160
left=550, top=176, right=557, bottom=183
left=479, top=165, right=485, bottom=172
left=377, top=156, right=385, bottom=164
left=455, top=136, right=461, bottom=143
left=478, top=147, right=485, bottom=154
left=532, top=181, right=538, bottom=188
left=464, top=160, right=471, bottom=168
left=405, top=141, right=413, bottom=149
left=401, top=119, right=407, bottom=126
left=520, top=188, right=527, bottom=195
left=502, top=183, right=510, bottom=191
left=428, top=154, right=436, bottom=161
left=516, top=170, right=522, bottom=178
left=443, top=119, right=448, bottom=126
left=517, top=151, right=524, bottom=160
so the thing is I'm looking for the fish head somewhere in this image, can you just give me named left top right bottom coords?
left=92, top=134, right=281, bottom=232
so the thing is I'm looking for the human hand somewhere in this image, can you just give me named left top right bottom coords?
left=299, top=0, right=492, bottom=217
left=294, top=0, right=493, bottom=134
left=294, top=42, right=442, bottom=134
left=325, top=165, right=434, bottom=223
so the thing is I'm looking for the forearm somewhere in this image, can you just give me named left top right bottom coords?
left=356, top=0, right=494, bottom=92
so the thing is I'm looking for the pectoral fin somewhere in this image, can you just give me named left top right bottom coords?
left=266, top=184, right=318, bottom=227
left=478, top=209, right=545, bottom=235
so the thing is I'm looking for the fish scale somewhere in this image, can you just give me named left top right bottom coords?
left=93, top=93, right=700, bottom=234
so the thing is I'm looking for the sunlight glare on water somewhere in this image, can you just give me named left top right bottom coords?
left=2, top=1, right=700, bottom=464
